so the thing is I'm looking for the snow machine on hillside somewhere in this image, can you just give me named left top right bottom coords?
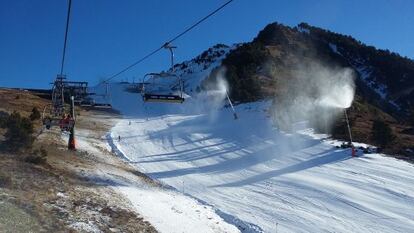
left=141, top=72, right=185, bottom=103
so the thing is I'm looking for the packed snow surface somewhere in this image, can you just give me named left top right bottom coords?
left=62, top=117, right=239, bottom=233
left=118, top=186, right=240, bottom=233
left=107, top=83, right=414, bottom=232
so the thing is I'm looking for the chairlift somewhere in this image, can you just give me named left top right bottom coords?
left=79, top=96, right=95, bottom=107
left=95, top=82, right=112, bottom=108
left=141, top=72, right=185, bottom=103
left=141, top=43, right=185, bottom=103
left=43, top=75, right=74, bottom=131
left=93, top=103, right=113, bottom=109
left=42, top=104, right=75, bottom=131
left=81, top=82, right=112, bottom=108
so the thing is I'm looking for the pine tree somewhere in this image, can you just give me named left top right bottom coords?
left=371, top=119, right=395, bottom=147
left=4, top=111, right=34, bottom=151
left=29, top=107, right=41, bottom=121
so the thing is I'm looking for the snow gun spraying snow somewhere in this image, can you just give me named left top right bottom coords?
left=310, top=67, right=355, bottom=157
left=214, top=67, right=238, bottom=120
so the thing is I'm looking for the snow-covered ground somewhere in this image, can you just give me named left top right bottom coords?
left=65, top=110, right=239, bottom=233
left=105, top=83, right=414, bottom=233
left=117, top=186, right=239, bottom=233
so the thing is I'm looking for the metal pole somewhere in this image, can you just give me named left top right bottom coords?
left=68, top=96, right=76, bottom=150
left=344, top=108, right=353, bottom=144
left=106, top=82, right=112, bottom=105
left=163, top=43, right=177, bottom=72
left=225, top=90, right=238, bottom=119
left=169, top=47, right=174, bottom=71
left=61, top=78, right=65, bottom=114
left=344, top=108, right=356, bottom=157
left=71, top=95, right=75, bottom=120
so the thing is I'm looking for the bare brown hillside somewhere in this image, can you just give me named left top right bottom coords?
left=215, top=22, right=414, bottom=159
left=0, top=88, right=157, bottom=232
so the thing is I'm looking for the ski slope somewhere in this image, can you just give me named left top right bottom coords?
left=105, top=83, right=414, bottom=232
left=62, top=110, right=239, bottom=233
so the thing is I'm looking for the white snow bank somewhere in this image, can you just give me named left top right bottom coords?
left=118, top=186, right=240, bottom=233
left=107, top=86, right=414, bottom=233
left=69, top=113, right=239, bottom=233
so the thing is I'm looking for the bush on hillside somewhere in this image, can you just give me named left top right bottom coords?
left=25, top=147, right=47, bottom=164
left=371, top=119, right=395, bottom=147
left=0, top=111, right=9, bottom=128
left=408, top=109, right=414, bottom=127
left=29, top=107, right=41, bottom=121
left=221, top=42, right=270, bottom=102
left=0, top=172, right=12, bottom=188
left=3, top=111, right=34, bottom=152
left=331, top=117, right=354, bottom=141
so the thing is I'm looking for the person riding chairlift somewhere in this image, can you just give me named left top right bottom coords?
left=59, top=114, right=73, bottom=131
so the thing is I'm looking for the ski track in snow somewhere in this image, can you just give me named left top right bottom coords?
left=101, top=83, right=414, bottom=233
left=66, top=113, right=239, bottom=233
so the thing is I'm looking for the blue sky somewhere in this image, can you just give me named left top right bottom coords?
left=0, top=0, right=413, bottom=89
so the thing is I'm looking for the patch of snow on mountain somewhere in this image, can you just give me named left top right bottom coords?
left=389, top=100, right=401, bottom=110
left=354, top=65, right=387, bottom=99
left=167, top=44, right=238, bottom=94
left=298, top=26, right=310, bottom=34
left=329, top=43, right=340, bottom=55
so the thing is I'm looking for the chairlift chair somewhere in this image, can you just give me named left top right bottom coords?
left=42, top=105, right=75, bottom=131
left=80, top=83, right=112, bottom=108
left=141, top=72, right=185, bottom=103
left=44, top=75, right=74, bottom=131
left=93, top=82, right=112, bottom=108
left=93, top=103, right=113, bottom=108
left=141, top=43, right=185, bottom=104
left=79, top=97, right=95, bottom=107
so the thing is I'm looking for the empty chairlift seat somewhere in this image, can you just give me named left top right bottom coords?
left=141, top=72, right=185, bottom=104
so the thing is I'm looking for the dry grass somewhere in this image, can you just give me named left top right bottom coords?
left=0, top=89, right=49, bottom=117
left=0, top=88, right=50, bottom=136
left=0, top=88, right=157, bottom=232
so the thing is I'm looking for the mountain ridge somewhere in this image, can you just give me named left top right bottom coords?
left=166, top=21, right=414, bottom=158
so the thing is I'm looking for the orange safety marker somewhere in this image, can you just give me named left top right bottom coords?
left=68, top=130, right=76, bottom=150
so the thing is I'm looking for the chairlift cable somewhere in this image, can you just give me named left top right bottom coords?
left=165, top=0, right=234, bottom=44
left=60, top=0, right=72, bottom=75
left=99, top=0, right=235, bottom=85
left=103, top=47, right=164, bottom=84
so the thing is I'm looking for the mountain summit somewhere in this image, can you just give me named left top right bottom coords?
left=168, top=22, right=414, bottom=157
